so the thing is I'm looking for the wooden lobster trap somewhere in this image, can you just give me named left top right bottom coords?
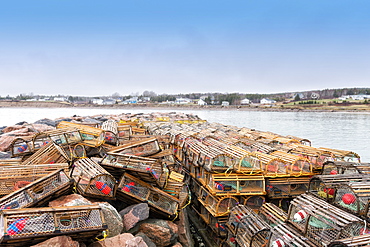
left=270, top=150, right=313, bottom=176
left=101, top=119, right=119, bottom=146
left=231, top=152, right=263, bottom=175
left=308, top=174, right=370, bottom=203
left=318, top=147, right=361, bottom=163
left=240, top=195, right=265, bottom=213
left=109, top=137, right=161, bottom=157
left=202, top=149, right=234, bottom=173
left=268, top=223, right=316, bottom=247
left=328, top=234, right=370, bottom=247
left=286, top=135, right=311, bottom=146
left=258, top=203, right=287, bottom=227
left=321, top=161, right=370, bottom=175
left=287, top=193, right=365, bottom=246
left=10, top=136, right=34, bottom=158
left=117, top=125, right=132, bottom=142
left=288, top=144, right=333, bottom=170
left=266, top=177, right=311, bottom=199
left=205, top=173, right=265, bottom=196
left=57, top=121, right=105, bottom=147
left=0, top=163, right=69, bottom=196
left=101, top=153, right=167, bottom=188
left=21, top=142, right=71, bottom=166
left=251, top=152, right=288, bottom=177
left=163, top=171, right=189, bottom=208
left=0, top=205, right=106, bottom=246
left=0, top=169, right=73, bottom=210
left=71, top=158, right=117, bottom=199
left=33, top=127, right=83, bottom=150
left=198, top=186, right=239, bottom=217
left=117, top=173, right=179, bottom=219
left=226, top=204, right=270, bottom=247
left=332, top=181, right=370, bottom=220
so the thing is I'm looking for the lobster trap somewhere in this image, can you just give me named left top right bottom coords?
left=270, top=150, right=313, bottom=176
left=198, top=186, right=239, bottom=217
left=101, top=119, right=119, bottom=146
left=0, top=205, right=106, bottom=246
left=71, top=158, right=117, bottom=199
left=226, top=204, right=270, bottom=247
left=21, top=142, right=71, bottom=166
left=321, top=161, right=370, bottom=175
left=266, top=177, right=310, bottom=199
left=0, top=169, right=73, bottom=210
left=205, top=173, right=265, bottom=196
left=257, top=202, right=287, bottom=227
left=109, top=137, right=161, bottom=157
left=33, top=127, right=83, bottom=151
left=0, top=163, right=69, bottom=196
left=240, top=195, right=265, bottom=213
left=287, top=193, right=365, bottom=246
left=57, top=121, right=105, bottom=147
left=268, top=223, right=316, bottom=247
left=10, top=136, right=33, bottom=158
left=101, top=153, right=167, bottom=188
left=308, top=174, right=370, bottom=203
left=318, top=147, right=361, bottom=163
left=117, top=173, right=179, bottom=219
left=288, top=144, right=333, bottom=170
left=163, top=171, right=189, bottom=208
left=252, top=152, right=289, bottom=177
left=332, top=181, right=370, bottom=219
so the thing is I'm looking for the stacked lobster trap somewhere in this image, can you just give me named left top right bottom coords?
left=287, top=193, right=366, bottom=246
left=0, top=169, right=73, bottom=210
left=308, top=174, right=370, bottom=219
left=0, top=205, right=107, bottom=246
left=321, top=161, right=370, bottom=175
left=0, top=163, right=69, bottom=196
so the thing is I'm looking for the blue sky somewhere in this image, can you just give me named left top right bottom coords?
left=1, top=0, right=370, bottom=96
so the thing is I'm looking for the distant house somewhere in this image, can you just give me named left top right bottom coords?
left=221, top=101, right=230, bottom=106
left=196, top=99, right=207, bottom=106
left=102, top=99, right=116, bottom=105
left=53, top=97, right=68, bottom=102
left=260, top=98, right=276, bottom=105
left=175, top=98, right=192, bottom=104
left=92, top=99, right=104, bottom=105
left=339, top=95, right=370, bottom=100
left=240, top=98, right=250, bottom=105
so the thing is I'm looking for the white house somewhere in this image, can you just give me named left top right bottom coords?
left=53, top=97, right=68, bottom=102
left=240, top=98, right=250, bottom=105
left=175, top=98, right=192, bottom=104
left=102, top=99, right=116, bottom=105
left=197, top=99, right=207, bottom=105
left=339, top=95, right=370, bottom=100
left=92, top=99, right=104, bottom=105
left=221, top=101, right=229, bottom=106
left=260, top=98, right=276, bottom=105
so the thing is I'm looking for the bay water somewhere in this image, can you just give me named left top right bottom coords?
left=1, top=107, right=369, bottom=162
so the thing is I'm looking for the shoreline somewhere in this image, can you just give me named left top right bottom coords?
left=1, top=101, right=370, bottom=113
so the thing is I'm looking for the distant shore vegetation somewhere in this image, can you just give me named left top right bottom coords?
left=1, top=87, right=370, bottom=112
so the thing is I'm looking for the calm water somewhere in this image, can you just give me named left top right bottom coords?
left=1, top=107, right=369, bottom=162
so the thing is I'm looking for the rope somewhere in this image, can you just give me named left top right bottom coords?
left=96, top=230, right=108, bottom=241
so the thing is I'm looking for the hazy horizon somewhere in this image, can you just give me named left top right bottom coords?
left=1, top=1, right=370, bottom=97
